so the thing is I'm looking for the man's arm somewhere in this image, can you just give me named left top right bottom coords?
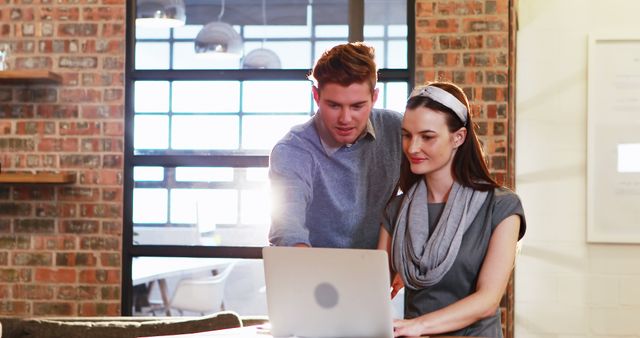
left=268, top=144, right=314, bottom=247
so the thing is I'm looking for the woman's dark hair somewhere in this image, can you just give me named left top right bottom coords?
left=396, top=81, right=499, bottom=194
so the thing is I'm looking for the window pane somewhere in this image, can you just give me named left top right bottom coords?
left=242, top=81, right=311, bottom=113
left=242, top=115, right=309, bottom=151
left=246, top=167, right=268, bottom=182
left=170, top=189, right=238, bottom=226
left=134, top=167, right=164, bottom=181
left=135, top=42, right=170, bottom=70
left=385, top=82, right=409, bottom=113
left=173, top=42, right=242, bottom=70
left=135, top=26, right=170, bottom=39
left=315, top=25, right=348, bottom=38
left=364, top=25, right=385, bottom=38
left=240, top=189, right=270, bottom=225
left=135, top=81, right=170, bottom=113
left=172, top=81, right=240, bottom=113
left=133, top=188, right=168, bottom=223
left=314, top=41, right=345, bottom=61
left=374, top=82, right=408, bottom=113
left=367, top=40, right=386, bottom=69
left=388, top=25, right=407, bottom=37
left=172, top=25, right=201, bottom=39
left=134, top=115, right=169, bottom=150
left=387, top=40, right=408, bottom=69
left=243, top=25, right=310, bottom=39
left=171, top=115, right=239, bottom=150
left=175, top=167, right=234, bottom=182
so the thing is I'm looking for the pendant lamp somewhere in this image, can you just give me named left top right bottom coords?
left=194, top=0, right=243, bottom=56
left=136, top=0, right=186, bottom=28
left=241, top=0, right=281, bottom=69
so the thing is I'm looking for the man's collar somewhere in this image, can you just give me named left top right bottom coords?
left=315, top=115, right=376, bottom=156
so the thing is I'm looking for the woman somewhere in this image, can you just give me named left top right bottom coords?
left=377, top=82, right=526, bottom=337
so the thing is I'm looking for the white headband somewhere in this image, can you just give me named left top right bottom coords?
left=410, top=86, right=468, bottom=124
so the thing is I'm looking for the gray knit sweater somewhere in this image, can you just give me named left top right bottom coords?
left=268, top=108, right=403, bottom=248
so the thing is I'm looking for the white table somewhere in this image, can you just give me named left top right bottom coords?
left=132, top=257, right=232, bottom=316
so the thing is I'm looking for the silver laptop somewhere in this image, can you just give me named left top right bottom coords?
left=262, top=246, right=394, bottom=338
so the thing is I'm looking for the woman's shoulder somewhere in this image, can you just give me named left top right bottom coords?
left=489, top=186, right=526, bottom=239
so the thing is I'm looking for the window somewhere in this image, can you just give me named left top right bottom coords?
left=124, top=0, right=414, bottom=316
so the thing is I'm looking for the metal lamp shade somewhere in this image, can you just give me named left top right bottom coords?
left=242, top=48, right=281, bottom=69
left=195, top=22, right=243, bottom=55
left=136, top=0, right=186, bottom=28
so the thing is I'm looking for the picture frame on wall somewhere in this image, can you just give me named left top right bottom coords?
left=586, top=35, right=640, bottom=243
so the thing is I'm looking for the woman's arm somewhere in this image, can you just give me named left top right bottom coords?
left=377, top=226, right=404, bottom=299
left=393, top=214, right=521, bottom=337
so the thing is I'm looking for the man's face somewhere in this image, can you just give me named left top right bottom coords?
left=313, top=82, right=378, bottom=146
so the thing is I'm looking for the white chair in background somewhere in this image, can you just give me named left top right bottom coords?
left=164, top=261, right=237, bottom=316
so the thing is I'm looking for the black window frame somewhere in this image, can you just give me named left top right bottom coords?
left=121, top=0, right=416, bottom=315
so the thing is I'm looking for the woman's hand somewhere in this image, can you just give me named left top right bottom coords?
left=391, top=272, right=404, bottom=299
left=393, top=318, right=426, bottom=337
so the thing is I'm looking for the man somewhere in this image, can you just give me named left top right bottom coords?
left=268, top=42, right=403, bottom=248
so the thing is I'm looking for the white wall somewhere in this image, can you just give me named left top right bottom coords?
left=515, top=1, right=640, bottom=337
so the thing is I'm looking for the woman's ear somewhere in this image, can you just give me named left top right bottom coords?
left=453, top=127, right=467, bottom=148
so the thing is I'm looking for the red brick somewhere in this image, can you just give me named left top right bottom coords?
left=102, top=221, right=121, bottom=236
left=13, top=284, right=55, bottom=300
left=0, top=268, right=32, bottom=283
left=56, top=252, right=98, bottom=266
left=33, top=301, right=75, bottom=316
left=32, top=235, right=77, bottom=250
left=0, top=301, right=30, bottom=316
left=12, top=186, right=55, bottom=200
left=36, top=104, right=79, bottom=118
left=0, top=121, right=11, bottom=134
left=59, top=89, right=102, bottom=103
left=37, top=137, right=79, bottom=152
left=102, top=187, right=122, bottom=202
left=82, top=7, right=125, bottom=21
left=80, top=203, right=121, bottom=218
left=81, top=105, right=123, bottom=119
left=0, top=284, right=9, bottom=298
left=12, top=252, right=53, bottom=266
left=35, top=268, right=76, bottom=283
left=103, top=121, right=123, bottom=136
left=100, top=286, right=120, bottom=300
left=100, top=252, right=120, bottom=267
left=59, top=220, right=100, bottom=234
left=77, top=169, right=122, bottom=185
left=34, top=202, right=78, bottom=218
left=15, top=121, right=56, bottom=135
left=79, top=302, right=120, bottom=316
left=78, top=269, right=120, bottom=284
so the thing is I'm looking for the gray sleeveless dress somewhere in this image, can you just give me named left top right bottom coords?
left=382, top=187, right=526, bottom=337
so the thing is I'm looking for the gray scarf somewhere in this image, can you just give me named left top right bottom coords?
left=391, top=179, right=488, bottom=290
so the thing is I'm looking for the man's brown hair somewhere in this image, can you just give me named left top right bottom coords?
left=308, top=42, right=378, bottom=96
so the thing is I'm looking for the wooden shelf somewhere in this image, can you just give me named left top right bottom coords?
left=0, top=172, right=75, bottom=184
left=0, top=70, right=62, bottom=84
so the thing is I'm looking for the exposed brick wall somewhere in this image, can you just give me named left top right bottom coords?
left=415, top=0, right=513, bottom=186
left=0, top=0, right=125, bottom=316
left=0, top=0, right=516, bottom=322
left=414, top=1, right=516, bottom=337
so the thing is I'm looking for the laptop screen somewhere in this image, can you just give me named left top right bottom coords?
left=262, top=246, right=394, bottom=338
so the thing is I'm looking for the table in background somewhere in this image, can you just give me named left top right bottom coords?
left=132, top=257, right=232, bottom=316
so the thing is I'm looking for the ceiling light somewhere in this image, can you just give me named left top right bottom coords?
left=136, top=0, right=186, bottom=28
left=242, top=48, right=281, bottom=69
left=194, top=21, right=243, bottom=55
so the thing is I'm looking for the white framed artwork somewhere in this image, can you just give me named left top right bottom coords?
left=587, top=35, right=640, bottom=243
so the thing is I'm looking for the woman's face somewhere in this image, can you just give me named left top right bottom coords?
left=401, top=106, right=466, bottom=178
